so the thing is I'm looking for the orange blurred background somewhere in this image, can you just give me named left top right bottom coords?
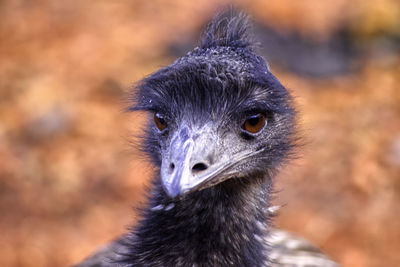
left=1, top=1, right=399, bottom=266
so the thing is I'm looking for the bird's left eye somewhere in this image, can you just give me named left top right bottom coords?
left=154, top=113, right=167, bottom=131
left=242, top=113, right=266, bottom=134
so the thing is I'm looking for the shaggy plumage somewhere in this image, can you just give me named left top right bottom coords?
left=75, top=12, right=338, bottom=267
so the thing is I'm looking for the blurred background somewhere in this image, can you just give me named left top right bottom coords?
left=0, top=0, right=399, bottom=266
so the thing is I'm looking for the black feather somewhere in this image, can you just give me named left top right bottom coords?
left=200, top=11, right=254, bottom=49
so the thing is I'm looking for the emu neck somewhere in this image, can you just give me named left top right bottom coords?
left=125, top=174, right=272, bottom=267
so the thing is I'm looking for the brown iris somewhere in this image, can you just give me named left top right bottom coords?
left=242, top=113, right=266, bottom=134
left=154, top=113, right=167, bottom=131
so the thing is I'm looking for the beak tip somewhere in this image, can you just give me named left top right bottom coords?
left=161, top=179, right=183, bottom=199
left=165, top=189, right=180, bottom=199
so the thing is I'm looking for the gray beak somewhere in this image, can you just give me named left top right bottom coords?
left=160, top=124, right=224, bottom=198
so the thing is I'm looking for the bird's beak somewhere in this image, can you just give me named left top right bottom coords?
left=160, top=125, right=231, bottom=199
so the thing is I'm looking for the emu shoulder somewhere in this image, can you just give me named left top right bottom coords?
left=75, top=229, right=338, bottom=267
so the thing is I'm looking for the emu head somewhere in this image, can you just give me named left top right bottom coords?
left=131, top=14, right=295, bottom=198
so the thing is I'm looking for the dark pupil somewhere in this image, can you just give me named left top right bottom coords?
left=247, top=115, right=260, bottom=126
left=158, top=116, right=165, bottom=125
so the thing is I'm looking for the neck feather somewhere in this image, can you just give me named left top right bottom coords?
left=121, top=174, right=273, bottom=267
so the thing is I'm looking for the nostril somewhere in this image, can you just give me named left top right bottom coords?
left=167, top=163, right=175, bottom=174
left=169, top=163, right=175, bottom=170
left=191, top=163, right=208, bottom=173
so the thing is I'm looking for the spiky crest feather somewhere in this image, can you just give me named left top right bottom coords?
left=200, top=11, right=254, bottom=49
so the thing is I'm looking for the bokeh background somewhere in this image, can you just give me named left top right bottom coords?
left=1, top=1, right=399, bottom=266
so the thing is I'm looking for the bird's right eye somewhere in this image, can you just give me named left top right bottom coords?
left=154, top=113, right=167, bottom=131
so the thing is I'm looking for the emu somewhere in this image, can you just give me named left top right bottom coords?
left=76, top=13, right=338, bottom=267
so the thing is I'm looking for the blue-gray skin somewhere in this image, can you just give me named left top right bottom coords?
left=74, top=13, right=339, bottom=267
